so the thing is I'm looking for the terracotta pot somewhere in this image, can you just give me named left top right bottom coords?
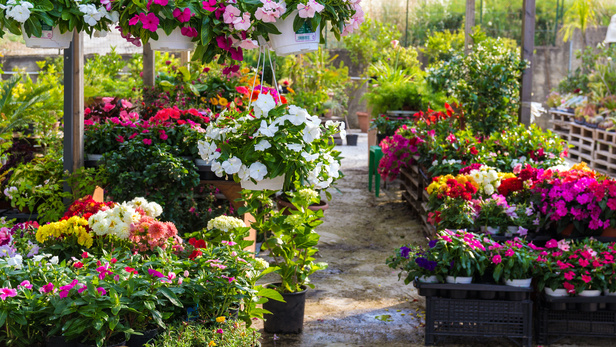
left=602, top=227, right=616, bottom=237
left=276, top=198, right=329, bottom=216
left=357, top=112, right=370, bottom=133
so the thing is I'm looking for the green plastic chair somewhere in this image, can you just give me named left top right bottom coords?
left=368, top=145, right=383, bottom=197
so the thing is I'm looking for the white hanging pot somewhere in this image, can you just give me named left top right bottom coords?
left=22, top=25, right=72, bottom=49
left=240, top=174, right=285, bottom=191
left=269, top=11, right=319, bottom=56
left=149, top=28, right=194, bottom=51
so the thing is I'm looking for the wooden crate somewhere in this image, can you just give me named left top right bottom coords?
left=568, top=123, right=595, bottom=163
left=549, top=110, right=573, bottom=141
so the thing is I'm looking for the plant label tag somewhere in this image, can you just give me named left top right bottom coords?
left=41, top=24, right=53, bottom=40
left=295, top=22, right=317, bottom=43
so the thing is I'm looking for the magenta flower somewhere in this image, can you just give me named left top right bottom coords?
left=181, top=27, right=198, bottom=37
left=148, top=269, right=164, bottom=278
left=203, top=0, right=217, bottom=11
left=78, top=285, right=87, bottom=294
left=139, top=13, right=160, bottom=32
left=221, top=240, right=237, bottom=246
left=39, top=283, right=55, bottom=294
left=167, top=272, right=176, bottom=280
left=492, top=254, right=502, bottom=264
left=97, top=287, right=107, bottom=296
left=143, top=138, right=152, bottom=145
left=505, top=248, right=514, bottom=257
left=96, top=263, right=113, bottom=280
left=19, top=280, right=32, bottom=289
left=173, top=8, right=192, bottom=23
left=581, top=275, right=592, bottom=283
left=545, top=239, right=558, bottom=249
left=129, top=14, right=140, bottom=26
left=0, top=288, right=17, bottom=300
left=564, top=271, right=575, bottom=280
left=216, top=329, right=224, bottom=334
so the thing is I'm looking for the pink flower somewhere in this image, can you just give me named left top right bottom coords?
left=173, top=8, right=192, bottom=23
left=255, top=7, right=279, bottom=22
left=0, top=288, right=17, bottom=300
left=297, top=0, right=324, bottom=18
left=563, top=281, right=576, bottom=294
left=19, top=280, right=32, bottom=289
left=183, top=270, right=190, bottom=277
left=221, top=240, right=237, bottom=246
left=78, top=285, right=87, bottom=294
left=223, top=5, right=240, bottom=24
left=545, top=239, right=558, bottom=248
left=581, top=275, right=592, bottom=283
left=216, top=329, right=224, bottom=334
left=139, top=13, right=160, bottom=32
left=116, top=135, right=125, bottom=143
left=103, top=103, right=115, bottom=112
left=233, top=12, right=252, bottom=31
left=492, top=254, right=502, bottom=264
left=97, top=287, right=107, bottom=296
left=148, top=269, right=164, bottom=278
left=143, top=138, right=152, bottom=145
left=39, top=283, right=55, bottom=294
left=167, top=272, right=176, bottom=280
left=129, top=14, right=141, bottom=26
left=564, top=271, right=575, bottom=280
left=159, top=130, right=168, bottom=140
left=239, top=39, right=259, bottom=49
left=181, top=27, right=198, bottom=37
left=129, top=133, right=138, bottom=140
left=82, top=251, right=89, bottom=258
left=446, top=133, right=456, bottom=143
left=203, top=0, right=217, bottom=11
left=505, top=248, right=515, bottom=257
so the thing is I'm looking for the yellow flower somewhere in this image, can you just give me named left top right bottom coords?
left=215, top=316, right=226, bottom=323
left=241, top=67, right=250, bottom=74
left=208, top=341, right=217, bottom=346
left=218, top=97, right=229, bottom=107
left=572, top=162, right=591, bottom=171
left=499, top=172, right=516, bottom=180
left=210, top=97, right=219, bottom=106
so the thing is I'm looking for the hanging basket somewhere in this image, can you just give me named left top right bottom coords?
left=149, top=28, right=194, bottom=51
left=22, top=25, right=72, bottom=49
left=240, top=175, right=285, bottom=191
left=269, top=11, right=319, bottom=56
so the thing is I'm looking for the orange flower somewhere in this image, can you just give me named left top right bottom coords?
left=287, top=87, right=295, bottom=94
left=251, top=90, right=260, bottom=102
left=209, top=97, right=219, bottom=106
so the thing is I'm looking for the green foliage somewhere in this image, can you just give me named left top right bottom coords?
left=426, top=37, right=527, bottom=135
left=84, top=47, right=141, bottom=101
left=146, top=320, right=260, bottom=347
left=102, top=142, right=200, bottom=232
left=422, top=30, right=465, bottom=65
left=341, top=17, right=401, bottom=73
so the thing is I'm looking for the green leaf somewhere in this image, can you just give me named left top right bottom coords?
left=158, top=287, right=183, bottom=307
left=257, top=288, right=285, bottom=302
left=292, top=14, right=305, bottom=32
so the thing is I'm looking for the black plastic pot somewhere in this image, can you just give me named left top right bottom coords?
left=578, top=303, right=599, bottom=312
left=448, top=290, right=468, bottom=299
left=47, top=336, right=76, bottom=347
left=418, top=288, right=438, bottom=297
left=478, top=291, right=497, bottom=300
left=263, top=285, right=307, bottom=334
left=376, top=134, right=388, bottom=146
left=128, top=328, right=160, bottom=347
left=346, top=134, right=358, bottom=146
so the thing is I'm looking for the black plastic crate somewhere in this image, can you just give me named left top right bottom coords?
left=537, top=295, right=616, bottom=344
left=415, top=282, right=533, bottom=347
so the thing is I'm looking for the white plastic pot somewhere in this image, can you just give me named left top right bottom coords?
left=418, top=275, right=439, bottom=283
left=505, top=278, right=532, bottom=288
left=22, top=25, right=72, bottom=49
left=579, top=289, right=602, bottom=297
left=149, top=28, right=194, bottom=51
left=604, top=289, right=616, bottom=296
left=445, top=276, right=472, bottom=284
left=544, top=288, right=568, bottom=297
left=480, top=226, right=500, bottom=235
left=241, top=175, right=285, bottom=191
left=269, top=11, right=319, bottom=56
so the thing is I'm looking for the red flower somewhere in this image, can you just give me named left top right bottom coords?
left=74, top=262, right=84, bottom=269
left=189, top=249, right=203, bottom=260
left=124, top=267, right=138, bottom=274
left=470, top=146, right=478, bottom=155
left=110, top=258, right=117, bottom=264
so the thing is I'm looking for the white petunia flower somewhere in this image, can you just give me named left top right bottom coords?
left=254, top=93, right=276, bottom=117
left=238, top=165, right=250, bottom=181
left=222, top=157, right=242, bottom=175
left=303, top=123, right=321, bottom=143
left=288, top=143, right=303, bottom=152
left=254, top=139, right=271, bottom=151
left=301, top=151, right=319, bottom=162
left=211, top=162, right=224, bottom=177
left=249, top=162, right=268, bottom=181
left=257, top=120, right=278, bottom=137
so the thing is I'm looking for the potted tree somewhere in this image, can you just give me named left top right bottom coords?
left=251, top=189, right=328, bottom=334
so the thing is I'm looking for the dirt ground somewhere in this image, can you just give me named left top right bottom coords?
left=252, top=133, right=616, bottom=347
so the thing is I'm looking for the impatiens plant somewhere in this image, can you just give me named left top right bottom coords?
left=113, top=0, right=365, bottom=63
left=198, top=92, right=344, bottom=191
left=435, top=230, right=488, bottom=278
left=0, top=0, right=118, bottom=39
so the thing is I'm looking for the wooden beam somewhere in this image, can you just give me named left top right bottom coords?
left=519, top=0, right=536, bottom=126
left=180, top=51, right=190, bottom=66
left=464, top=0, right=476, bottom=55
left=63, top=31, right=84, bottom=178
left=143, top=43, right=155, bottom=88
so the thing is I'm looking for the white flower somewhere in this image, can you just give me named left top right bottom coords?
left=49, top=256, right=59, bottom=265
left=288, top=144, right=303, bottom=152
left=249, top=162, right=268, bottom=181
left=7, top=3, right=32, bottom=22
left=328, top=161, right=341, bottom=178
left=301, top=151, right=319, bottom=162
left=255, top=139, right=271, bottom=151
left=105, top=10, right=119, bottom=22
left=7, top=254, right=22, bottom=268
left=286, top=107, right=309, bottom=125
left=207, top=215, right=245, bottom=232
left=257, top=120, right=278, bottom=137
left=254, top=93, right=276, bottom=118
left=211, top=162, right=224, bottom=177
left=484, top=183, right=495, bottom=195
left=222, top=157, right=242, bottom=175
left=303, top=123, right=321, bottom=143
left=238, top=165, right=250, bottom=181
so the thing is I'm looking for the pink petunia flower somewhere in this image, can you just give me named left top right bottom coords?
left=0, top=288, right=17, bottom=300
left=173, top=8, right=192, bottom=23
left=139, top=13, right=160, bottom=32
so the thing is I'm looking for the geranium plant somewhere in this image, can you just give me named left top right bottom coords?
left=0, top=0, right=118, bottom=39
left=198, top=92, right=344, bottom=191
left=114, top=0, right=364, bottom=63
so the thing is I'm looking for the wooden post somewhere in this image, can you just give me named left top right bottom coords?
left=180, top=51, right=190, bottom=66
left=519, top=0, right=536, bottom=126
left=143, top=43, right=155, bottom=88
left=464, top=0, right=476, bottom=55
left=63, top=31, right=84, bottom=181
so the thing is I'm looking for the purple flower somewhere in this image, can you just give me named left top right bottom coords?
left=428, top=240, right=438, bottom=248
left=415, top=257, right=437, bottom=272
left=400, top=246, right=411, bottom=259
left=148, top=269, right=164, bottom=278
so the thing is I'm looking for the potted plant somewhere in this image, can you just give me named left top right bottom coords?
left=198, top=92, right=344, bottom=192
left=0, top=0, right=117, bottom=49
left=387, top=239, right=444, bottom=296
left=489, top=238, right=534, bottom=299
left=249, top=189, right=327, bottom=334
left=113, top=0, right=364, bottom=60
left=475, top=194, right=515, bottom=235
left=437, top=230, right=487, bottom=284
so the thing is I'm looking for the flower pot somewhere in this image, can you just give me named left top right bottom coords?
left=505, top=278, right=532, bottom=288
left=480, top=226, right=500, bottom=235
left=417, top=276, right=439, bottom=296
left=149, top=28, right=195, bottom=51
left=47, top=336, right=76, bottom=347
left=545, top=287, right=568, bottom=310
left=602, top=227, right=616, bottom=238
left=506, top=226, right=519, bottom=235
left=604, top=289, right=616, bottom=310
left=268, top=11, right=319, bottom=56
left=22, top=25, right=72, bottom=49
left=357, top=112, right=369, bottom=133
left=240, top=175, right=285, bottom=191
left=346, top=134, right=358, bottom=146
left=418, top=275, right=439, bottom=284
left=255, top=241, right=263, bottom=255
left=376, top=134, right=388, bottom=146
left=578, top=289, right=601, bottom=312
left=263, top=285, right=307, bottom=334
left=446, top=276, right=472, bottom=284
left=276, top=197, right=329, bottom=216
left=128, top=328, right=160, bottom=347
